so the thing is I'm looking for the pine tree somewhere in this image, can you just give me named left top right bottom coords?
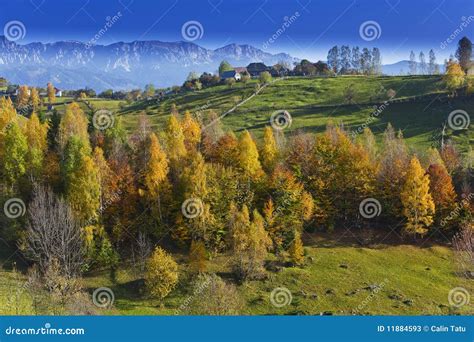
left=238, top=131, right=263, bottom=179
left=400, top=156, right=435, bottom=237
left=260, top=126, right=278, bottom=172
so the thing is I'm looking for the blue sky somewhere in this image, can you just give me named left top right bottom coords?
left=1, top=0, right=472, bottom=63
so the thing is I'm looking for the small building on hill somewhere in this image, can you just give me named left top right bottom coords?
left=221, top=70, right=241, bottom=81
left=234, top=67, right=248, bottom=74
left=247, top=63, right=269, bottom=77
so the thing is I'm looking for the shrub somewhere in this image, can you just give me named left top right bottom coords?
left=145, top=247, right=179, bottom=300
left=259, top=71, right=272, bottom=84
left=188, top=274, right=243, bottom=315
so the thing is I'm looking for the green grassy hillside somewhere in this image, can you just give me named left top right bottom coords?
left=2, top=236, right=472, bottom=315
left=111, top=75, right=473, bottom=151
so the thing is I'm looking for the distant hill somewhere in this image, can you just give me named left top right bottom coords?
left=0, top=37, right=297, bottom=91
left=382, top=60, right=445, bottom=75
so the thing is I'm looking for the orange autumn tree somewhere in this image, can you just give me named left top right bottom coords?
left=427, top=163, right=457, bottom=228
left=400, top=156, right=435, bottom=237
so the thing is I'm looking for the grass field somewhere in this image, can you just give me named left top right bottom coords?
left=47, top=76, right=473, bottom=152
left=1, top=233, right=472, bottom=316
left=111, top=75, right=473, bottom=152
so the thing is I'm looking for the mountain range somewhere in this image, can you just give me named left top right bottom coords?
left=0, top=36, right=296, bottom=91
left=0, top=36, right=445, bottom=91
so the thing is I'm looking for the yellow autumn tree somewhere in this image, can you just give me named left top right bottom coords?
left=145, top=247, right=178, bottom=300
left=165, top=115, right=186, bottom=164
left=47, top=82, right=56, bottom=104
left=288, top=229, right=305, bottom=266
left=59, top=102, right=90, bottom=152
left=181, top=111, right=201, bottom=150
left=0, top=97, right=17, bottom=159
left=444, top=62, right=465, bottom=92
left=400, top=156, right=435, bottom=237
left=232, top=205, right=271, bottom=279
left=144, top=133, right=170, bottom=223
left=16, top=85, right=30, bottom=109
left=30, top=88, right=40, bottom=112
left=260, top=126, right=278, bottom=172
left=238, top=130, right=263, bottom=179
left=24, top=112, right=48, bottom=177
left=67, top=155, right=101, bottom=222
